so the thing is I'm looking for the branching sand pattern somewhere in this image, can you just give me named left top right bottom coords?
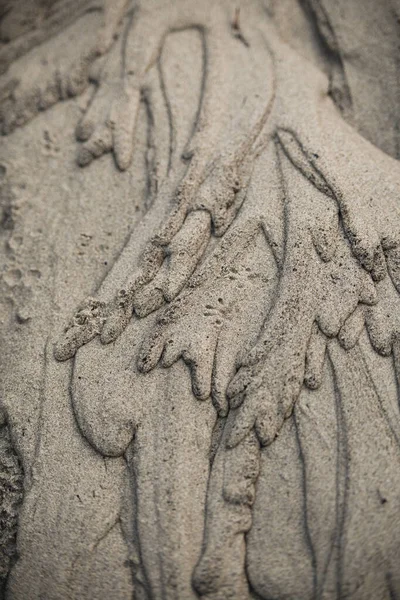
left=3, top=1, right=400, bottom=598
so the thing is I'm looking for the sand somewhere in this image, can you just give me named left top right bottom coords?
left=1, top=1, right=400, bottom=598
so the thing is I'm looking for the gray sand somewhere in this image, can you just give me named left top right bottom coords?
left=1, top=1, right=400, bottom=598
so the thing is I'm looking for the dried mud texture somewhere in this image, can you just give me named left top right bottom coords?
left=2, top=0, right=400, bottom=599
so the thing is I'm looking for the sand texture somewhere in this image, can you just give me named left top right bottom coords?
left=1, top=0, right=400, bottom=598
